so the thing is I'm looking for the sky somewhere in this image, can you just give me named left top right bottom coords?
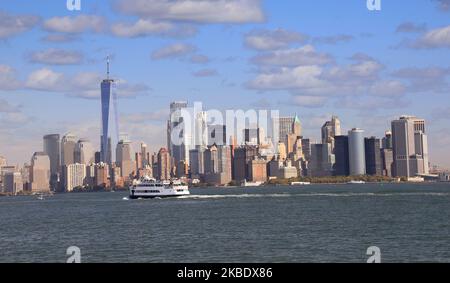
left=0, top=0, right=449, bottom=168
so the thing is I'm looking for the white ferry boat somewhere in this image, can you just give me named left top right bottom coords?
left=129, top=177, right=190, bottom=199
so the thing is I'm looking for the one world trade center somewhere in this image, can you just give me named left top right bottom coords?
left=100, top=56, right=118, bottom=165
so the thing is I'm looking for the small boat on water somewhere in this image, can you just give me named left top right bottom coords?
left=347, top=180, right=366, bottom=184
left=129, top=177, right=190, bottom=199
left=290, top=181, right=311, bottom=186
left=242, top=180, right=264, bottom=187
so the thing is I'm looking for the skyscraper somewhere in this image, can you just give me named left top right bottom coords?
left=348, top=128, right=366, bottom=176
left=301, top=138, right=311, bottom=161
left=381, top=148, right=394, bottom=177
left=168, top=101, right=189, bottom=165
left=208, top=124, right=227, bottom=146
left=274, top=116, right=294, bottom=147
left=189, top=148, right=204, bottom=178
left=43, top=134, right=60, bottom=190
left=0, top=156, right=6, bottom=167
left=74, top=139, right=94, bottom=164
left=391, top=116, right=429, bottom=178
left=204, top=145, right=232, bottom=185
left=3, top=171, right=23, bottom=195
left=309, top=143, right=334, bottom=177
left=194, top=111, right=208, bottom=149
left=321, top=116, right=341, bottom=151
left=382, top=131, right=393, bottom=149
left=334, top=135, right=350, bottom=176
left=100, top=57, right=117, bottom=165
left=61, top=133, right=77, bottom=166
left=30, top=152, right=51, bottom=193
left=1, top=165, right=15, bottom=191
left=116, top=138, right=134, bottom=180
left=157, top=148, right=171, bottom=181
left=381, top=131, right=394, bottom=177
left=233, top=145, right=258, bottom=182
left=248, top=159, right=267, bottom=183
left=365, top=137, right=382, bottom=176
left=140, top=142, right=149, bottom=168
left=273, top=115, right=301, bottom=151
left=60, top=133, right=77, bottom=192
left=204, top=144, right=219, bottom=176
left=94, top=162, right=109, bottom=188
left=244, top=128, right=259, bottom=145
left=65, top=163, right=86, bottom=192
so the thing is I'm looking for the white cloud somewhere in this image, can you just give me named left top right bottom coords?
left=114, top=0, right=265, bottom=24
left=369, top=80, right=406, bottom=97
left=323, top=59, right=383, bottom=82
left=392, top=66, right=450, bottom=92
left=434, top=0, right=450, bottom=11
left=0, top=10, right=40, bottom=39
left=312, top=34, right=354, bottom=45
left=291, top=96, right=327, bottom=107
left=415, top=25, right=450, bottom=48
left=251, top=45, right=333, bottom=67
left=111, top=19, right=172, bottom=37
left=24, top=68, right=149, bottom=98
left=43, top=15, right=105, bottom=33
left=72, top=72, right=102, bottom=88
left=247, top=65, right=330, bottom=93
left=396, top=22, right=427, bottom=33
left=190, top=54, right=210, bottom=64
left=111, top=19, right=197, bottom=38
left=25, top=68, right=65, bottom=91
left=0, top=64, right=22, bottom=90
left=122, top=110, right=169, bottom=123
left=0, top=112, right=31, bottom=125
left=246, top=49, right=410, bottom=111
left=41, top=33, right=80, bottom=43
left=335, top=96, right=410, bottom=113
left=151, top=43, right=196, bottom=60
left=431, top=107, right=450, bottom=121
left=29, top=48, right=84, bottom=65
left=0, top=99, right=21, bottom=113
left=192, top=68, right=218, bottom=77
left=244, top=29, right=307, bottom=51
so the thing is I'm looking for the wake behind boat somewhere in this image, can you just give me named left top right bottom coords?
left=129, top=177, right=190, bottom=199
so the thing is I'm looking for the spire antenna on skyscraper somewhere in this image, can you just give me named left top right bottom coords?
left=107, top=55, right=110, bottom=80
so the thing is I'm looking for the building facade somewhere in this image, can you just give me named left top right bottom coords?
left=157, top=148, right=171, bottom=181
left=348, top=128, right=366, bottom=176
left=65, top=163, right=86, bottom=192
left=116, top=139, right=134, bottom=180
left=3, top=171, right=23, bottom=195
left=365, top=137, right=382, bottom=176
left=233, top=145, right=258, bottom=182
left=74, top=139, right=94, bottom=164
left=168, top=101, right=189, bottom=166
left=30, top=152, right=51, bottom=193
left=43, top=134, right=60, bottom=191
left=100, top=61, right=117, bottom=165
left=249, top=159, right=267, bottom=183
left=391, top=116, right=429, bottom=178
left=334, top=135, right=349, bottom=176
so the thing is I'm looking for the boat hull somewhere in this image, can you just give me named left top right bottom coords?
left=129, top=194, right=187, bottom=199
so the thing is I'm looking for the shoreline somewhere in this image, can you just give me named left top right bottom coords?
left=1, top=181, right=448, bottom=197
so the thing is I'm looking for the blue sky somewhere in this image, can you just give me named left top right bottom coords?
left=0, top=0, right=450, bottom=168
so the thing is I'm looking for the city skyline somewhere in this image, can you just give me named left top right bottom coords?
left=0, top=0, right=450, bottom=168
